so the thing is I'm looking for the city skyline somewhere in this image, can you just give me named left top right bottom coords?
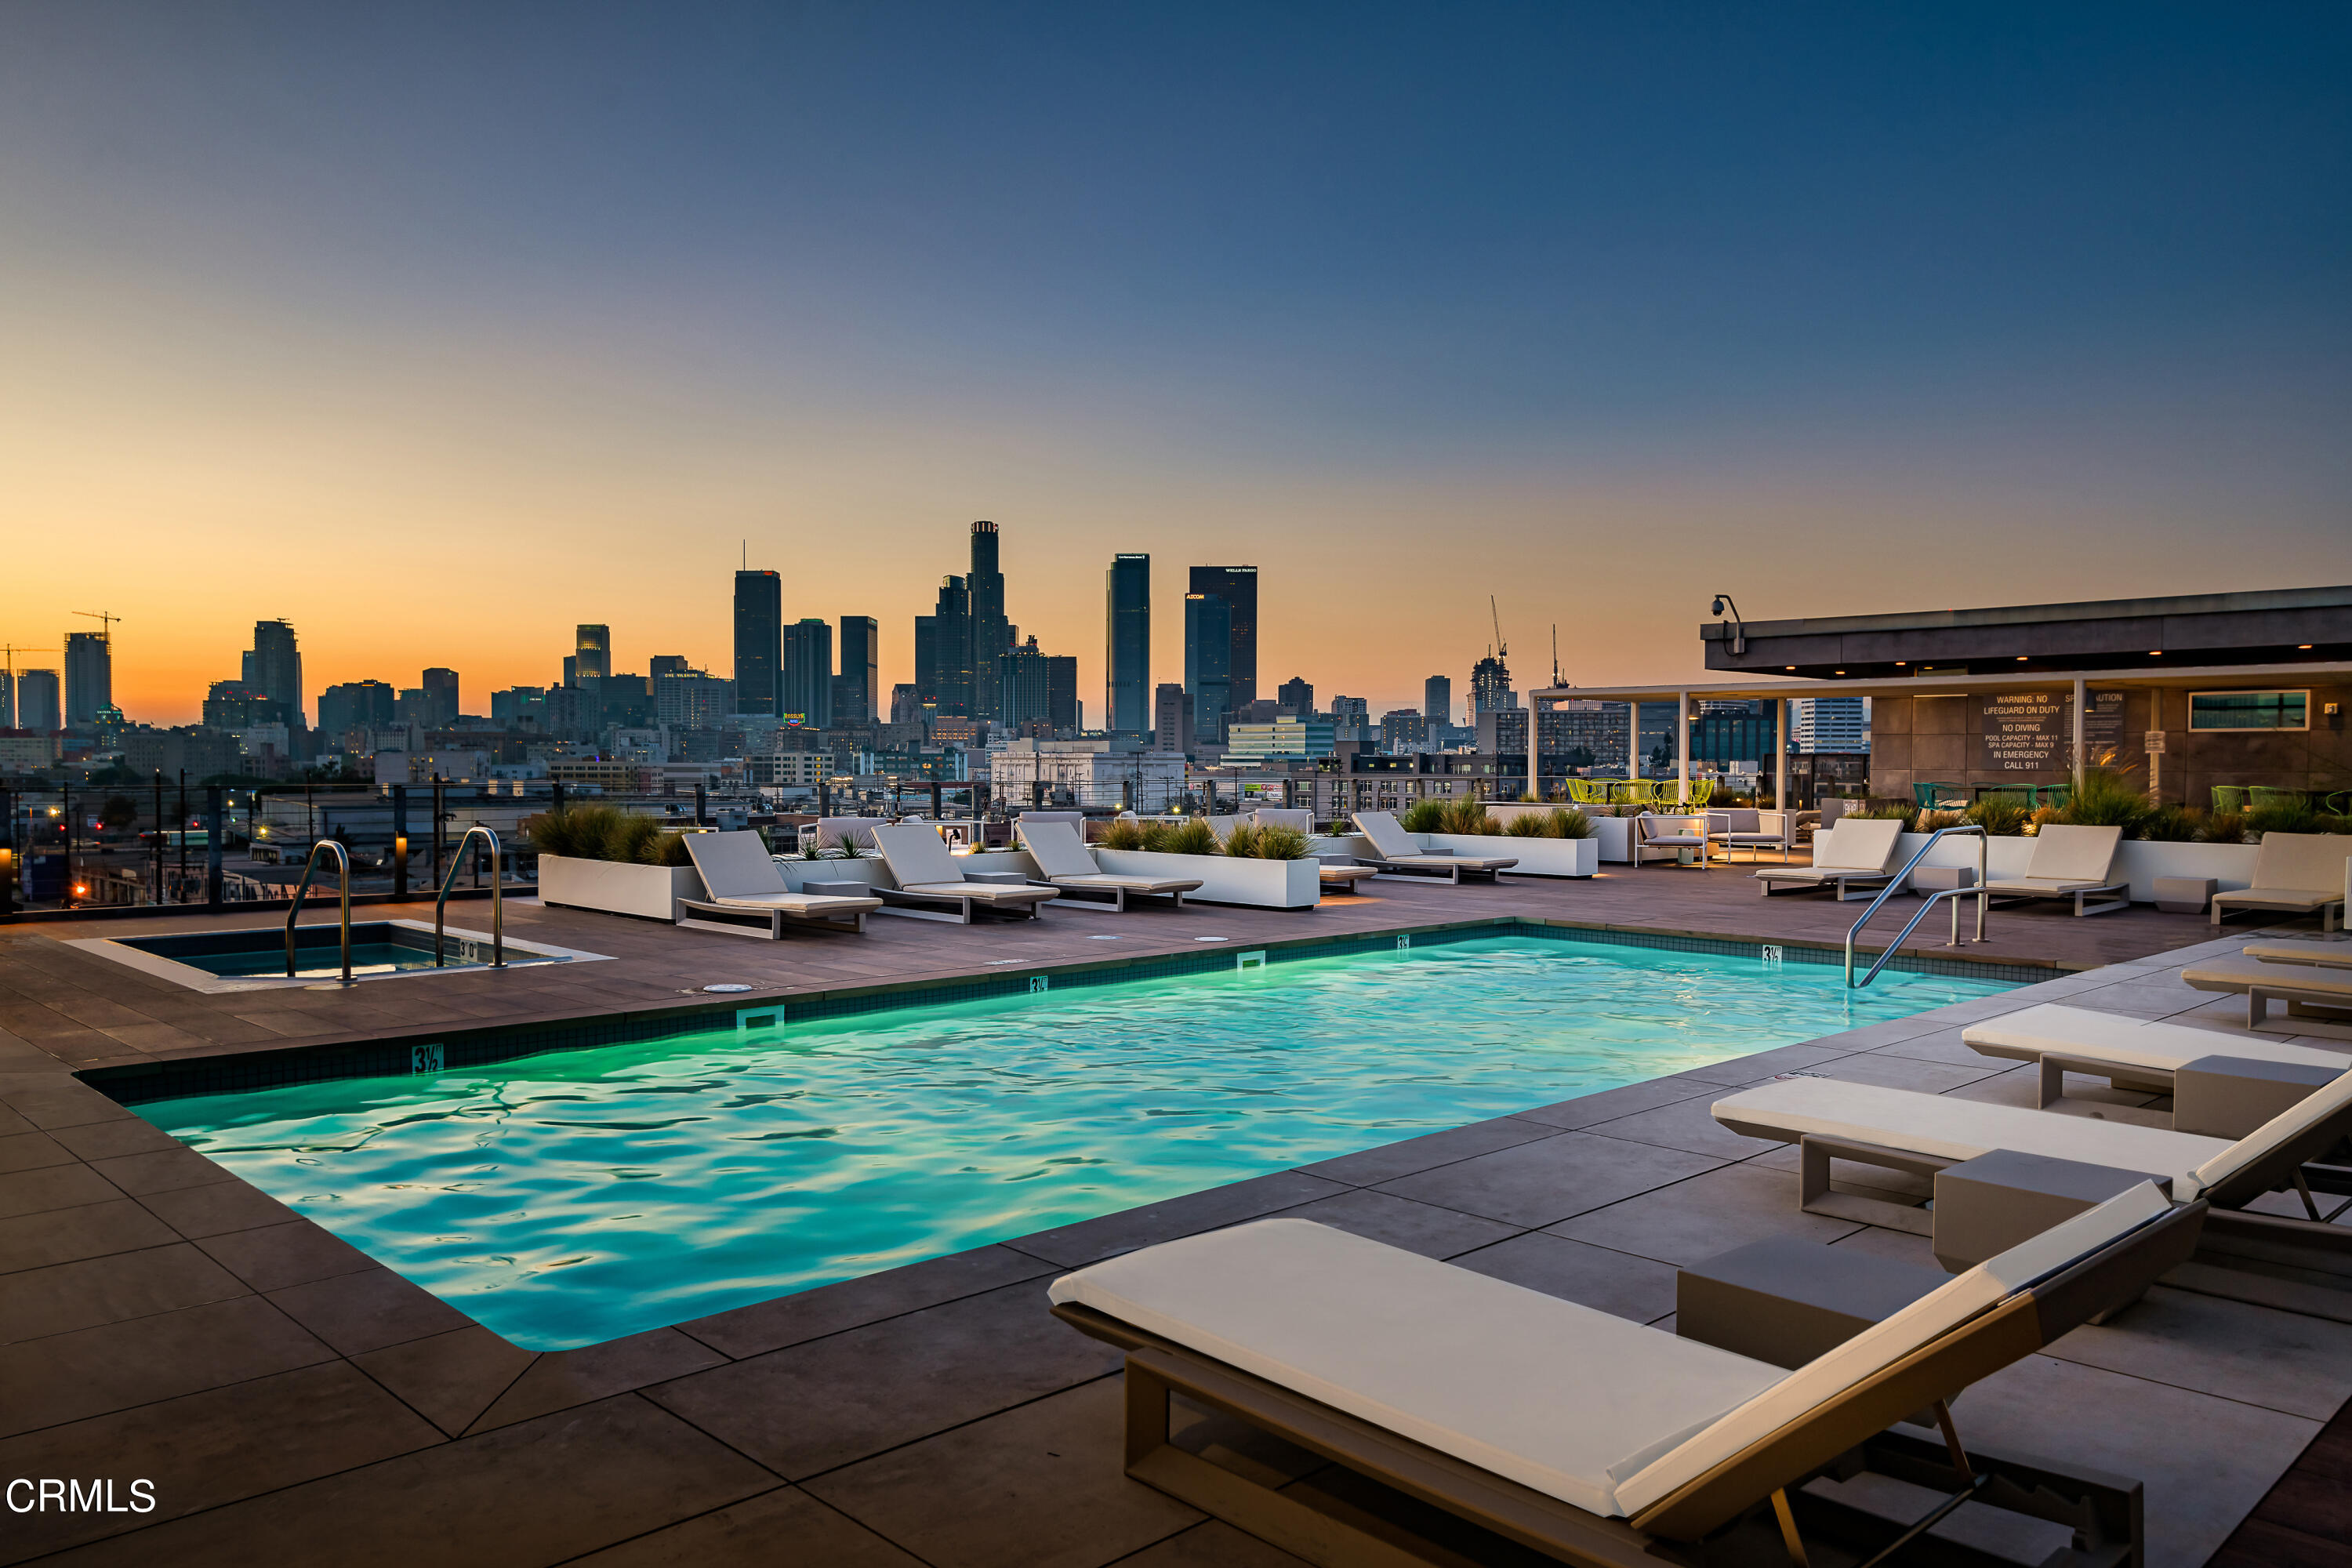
left=3, top=8, right=2346, bottom=723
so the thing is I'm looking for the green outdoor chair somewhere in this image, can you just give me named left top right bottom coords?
left=1566, top=779, right=1608, bottom=806
left=1911, top=781, right=1966, bottom=810
left=2249, top=786, right=2307, bottom=811
left=1684, top=779, right=1716, bottom=808
left=1617, top=779, right=1660, bottom=805
left=2210, top=785, right=2250, bottom=814
left=2031, top=783, right=2071, bottom=811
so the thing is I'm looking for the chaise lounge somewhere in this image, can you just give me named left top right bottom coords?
left=1978, top=824, right=2129, bottom=917
left=1351, top=811, right=1517, bottom=884
left=1016, top=820, right=1202, bottom=913
left=673, top=831, right=884, bottom=938
left=1960, top=1001, right=2350, bottom=1103
left=869, top=823, right=1062, bottom=923
left=2209, top=831, right=2351, bottom=932
left=1049, top=1190, right=2197, bottom=1567
left=2181, top=951, right=2352, bottom=1030
left=1752, top=818, right=1905, bottom=901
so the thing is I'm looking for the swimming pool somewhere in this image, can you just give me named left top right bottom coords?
left=143, top=935, right=2012, bottom=1348
left=72, top=920, right=602, bottom=992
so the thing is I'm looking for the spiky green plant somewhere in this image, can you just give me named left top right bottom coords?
left=1098, top=819, right=1147, bottom=851
left=1916, top=808, right=1967, bottom=833
left=1250, top=825, right=1312, bottom=859
left=646, top=830, right=695, bottom=867
left=1963, top=798, right=2031, bottom=837
left=1439, top=797, right=1492, bottom=836
left=1399, top=799, right=1447, bottom=833
left=1222, top=821, right=1265, bottom=858
left=2137, top=805, right=2200, bottom=843
left=1555, top=808, right=1596, bottom=839
left=2198, top=811, right=2247, bottom=844
left=2245, top=803, right=2325, bottom=838
left=1501, top=810, right=1557, bottom=837
left=1159, top=818, right=1221, bottom=856
left=2056, top=768, right=2152, bottom=833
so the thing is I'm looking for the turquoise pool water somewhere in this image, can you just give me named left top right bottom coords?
left=145, top=936, right=2009, bottom=1348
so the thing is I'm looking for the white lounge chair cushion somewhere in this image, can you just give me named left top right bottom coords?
left=2183, top=955, right=2352, bottom=999
left=2237, top=833, right=2352, bottom=897
left=1752, top=866, right=1890, bottom=885
left=1352, top=812, right=1432, bottom=860
left=2020, top=825, right=2122, bottom=884
left=1812, top=818, right=1904, bottom=873
left=2242, top=941, right=2352, bottom=969
left=683, top=830, right=790, bottom=900
left=1049, top=1218, right=1784, bottom=1516
left=1049, top=873, right=1203, bottom=895
left=1613, top=1182, right=2170, bottom=1514
left=898, top=881, right=1055, bottom=903
left=1981, top=876, right=2122, bottom=895
left=696, top=891, right=881, bottom=914
left=1711, top=1077, right=2231, bottom=1192
left=1962, top=1004, right=2351, bottom=1075
left=2212, top=888, right=2342, bottom=912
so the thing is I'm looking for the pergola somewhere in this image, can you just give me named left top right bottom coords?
left=1523, top=659, right=2352, bottom=811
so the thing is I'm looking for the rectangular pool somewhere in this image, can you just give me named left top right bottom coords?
left=141, top=935, right=2013, bottom=1348
left=72, top=920, right=602, bottom=991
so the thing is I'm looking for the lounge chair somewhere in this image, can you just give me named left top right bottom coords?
left=1314, top=862, right=1378, bottom=894
left=869, top=823, right=1061, bottom=923
left=1707, top=808, right=1799, bottom=864
left=2241, top=938, right=2352, bottom=967
left=1977, top=824, right=2128, bottom=917
left=2181, top=953, right=2352, bottom=1029
left=1350, top=811, right=1516, bottom=884
left=1752, top=818, right=1905, bottom=901
left=2209, top=831, right=2350, bottom=932
left=673, top=831, right=884, bottom=938
left=1016, top=821, right=1201, bottom=913
left=1961, top=1002, right=2349, bottom=1102
left=1246, top=807, right=1313, bottom=833
left=1711, top=1065, right=2352, bottom=1225
left=811, top=815, right=890, bottom=852
left=1049, top=1193, right=2194, bottom=1566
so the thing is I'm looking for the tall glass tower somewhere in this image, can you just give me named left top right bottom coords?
left=1186, top=566, right=1257, bottom=710
left=1105, top=554, right=1150, bottom=735
left=732, top=571, right=781, bottom=716
left=1183, top=593, right=1232, bottom=746
left=63, top=633, right=112, bottom=729
left=781, top=618, right=833, bottom=728
left=833, top=615, right=878, bottom=726
left=967, top=522, right=1008, bottom=720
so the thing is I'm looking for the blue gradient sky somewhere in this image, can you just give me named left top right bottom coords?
left=3, top=4, right=2346, bottom=720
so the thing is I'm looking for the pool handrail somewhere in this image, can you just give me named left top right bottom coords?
left=285, top=839, right=353, bottom=983
left=435, top=826, right=504, bottom=968
left=1844, top=823, right=1987, bottom=988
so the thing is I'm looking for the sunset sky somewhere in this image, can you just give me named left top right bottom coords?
left=3, top=5, right=2346, bottom=725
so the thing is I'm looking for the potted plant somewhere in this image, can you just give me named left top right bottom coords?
left=529, top=805, right=705, bottom=919
left=1091, top=818, right=1322, bottom=908
left=1406, top=799, right=1599, bottom=877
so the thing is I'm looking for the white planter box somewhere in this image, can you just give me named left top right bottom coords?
left=1422, top=832, right=1598, bottom=878
left=538, top=855, right=704, bottom=920
left=1590, top=815, right=1637, bottom=864
left=1891, top=833, right=2263, bottom=903
left=1092, top=849, right=1321, bottom=908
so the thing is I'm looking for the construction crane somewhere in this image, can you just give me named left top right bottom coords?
left=1489, top=596, right=1508, bottom=659
left=1551, top=624, right=1562, bottom=688
left=71, top=610, right=122, bottom=645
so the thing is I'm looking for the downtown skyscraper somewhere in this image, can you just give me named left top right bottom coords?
left=1185, top=565, right=1258, bottom=710
left=1105, top=553, right=1150, bottom=735
left=967, top=521, right=1010, bottom=720
left=732, top=569, right=782, bottom=716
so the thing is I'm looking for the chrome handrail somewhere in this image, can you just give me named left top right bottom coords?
left=285, top=839, right=353, bottom=983
left=1845, top=824, right=1988, bottom=988
left=435, top=826, right=503, bottom=968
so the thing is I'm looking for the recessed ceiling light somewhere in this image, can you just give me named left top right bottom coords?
left=2148, top=651, right=2162, bottom=656
left=1785, top=666, right=1795, bottom=672
left=1835, top=670, right=1846, bottom=675
left=1895, top=661, right=1906, bottom=666
left=2299, top=644, right=2314, bottom=650
left=2016, top=656, right=2028, bottom=662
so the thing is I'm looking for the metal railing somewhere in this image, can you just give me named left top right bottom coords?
left=435, top=826, right=503, bottom=968
left=285, top=839, right=353, bottom=984
left=1845, top=825, right=1988, bottom=988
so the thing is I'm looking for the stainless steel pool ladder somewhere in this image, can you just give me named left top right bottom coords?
left=285, top=839, right=353, bottom=984
left=435, top=826, right=503, bottom=968
left=1844, top=824, right=1988, bottom=988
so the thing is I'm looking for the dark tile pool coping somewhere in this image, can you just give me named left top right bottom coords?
left=78, top=915, right=2045, bottom=1108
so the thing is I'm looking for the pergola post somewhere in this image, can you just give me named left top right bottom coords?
left=1773, top=699, right=1788, bottom=811
left=1628, top=701, right=1641, bottom=783
left=1677, top=690, right=1690, bottom=807
left=2072, top=676, right=2087, bottom=789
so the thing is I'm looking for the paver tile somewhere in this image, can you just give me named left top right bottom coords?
left=0, top=1242, right=248, bottom=1344
left=197, top=1217, right=378, bottom=1292
left=1374, top=1130, right=1722, bottom=1229
left=1446, top=1231, right=1681, bottom=1323
left=1269, top=1187, right=1524, bottom=1259
left=470, top=1327, right=727, bottom=1432
left=1006, top=1171, right=1349, bottom=1269
left=0, top=1197, right=180, bottom=1276
left=0, top=1294, right=333, bottom=1437
left=136, top=1178, right=303, bottom=1239
left=1294, top=1116, right=1558, bottom=1185
left=679, top=1243, right=1058, bottom=1360
left=350, top=1324, right=537, bottom=1437
left=567, top=1485, right=925, bottom=1566
left=0, top=1162, right=122, bottom=1220
left=1544, top=1160, right=1861, bottom=1265
left=264, top=1265, right=475, bottom=1357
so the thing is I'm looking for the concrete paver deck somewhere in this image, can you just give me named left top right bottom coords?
left=0, top=870, right=2343, bottom=1566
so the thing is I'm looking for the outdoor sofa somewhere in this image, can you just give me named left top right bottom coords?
left=1752, top=818, right=1905, bottom=901
left=1350, top=811, right=1516, bottom=884
left=2209, top=831, right=2350, bottom=931
left=673, top=830, right=884, bottom=938
left=1632, top=811, right=1709, bottom=869
left=1706, top=808, right=1800, bottom=863
left=869, top=824, right=1060, bottom=923
left=1015, top=820, right=1201, bottom=913
left=1976, top=825, right=2129, bottom=918
left=1048, top=1191, right=2196, bottom=1567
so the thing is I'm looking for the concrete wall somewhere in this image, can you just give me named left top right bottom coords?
left=1869, top=681, right=2351, bottom=808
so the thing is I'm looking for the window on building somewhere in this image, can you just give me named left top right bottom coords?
left=2188, top=691, right=2308, bottom=731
